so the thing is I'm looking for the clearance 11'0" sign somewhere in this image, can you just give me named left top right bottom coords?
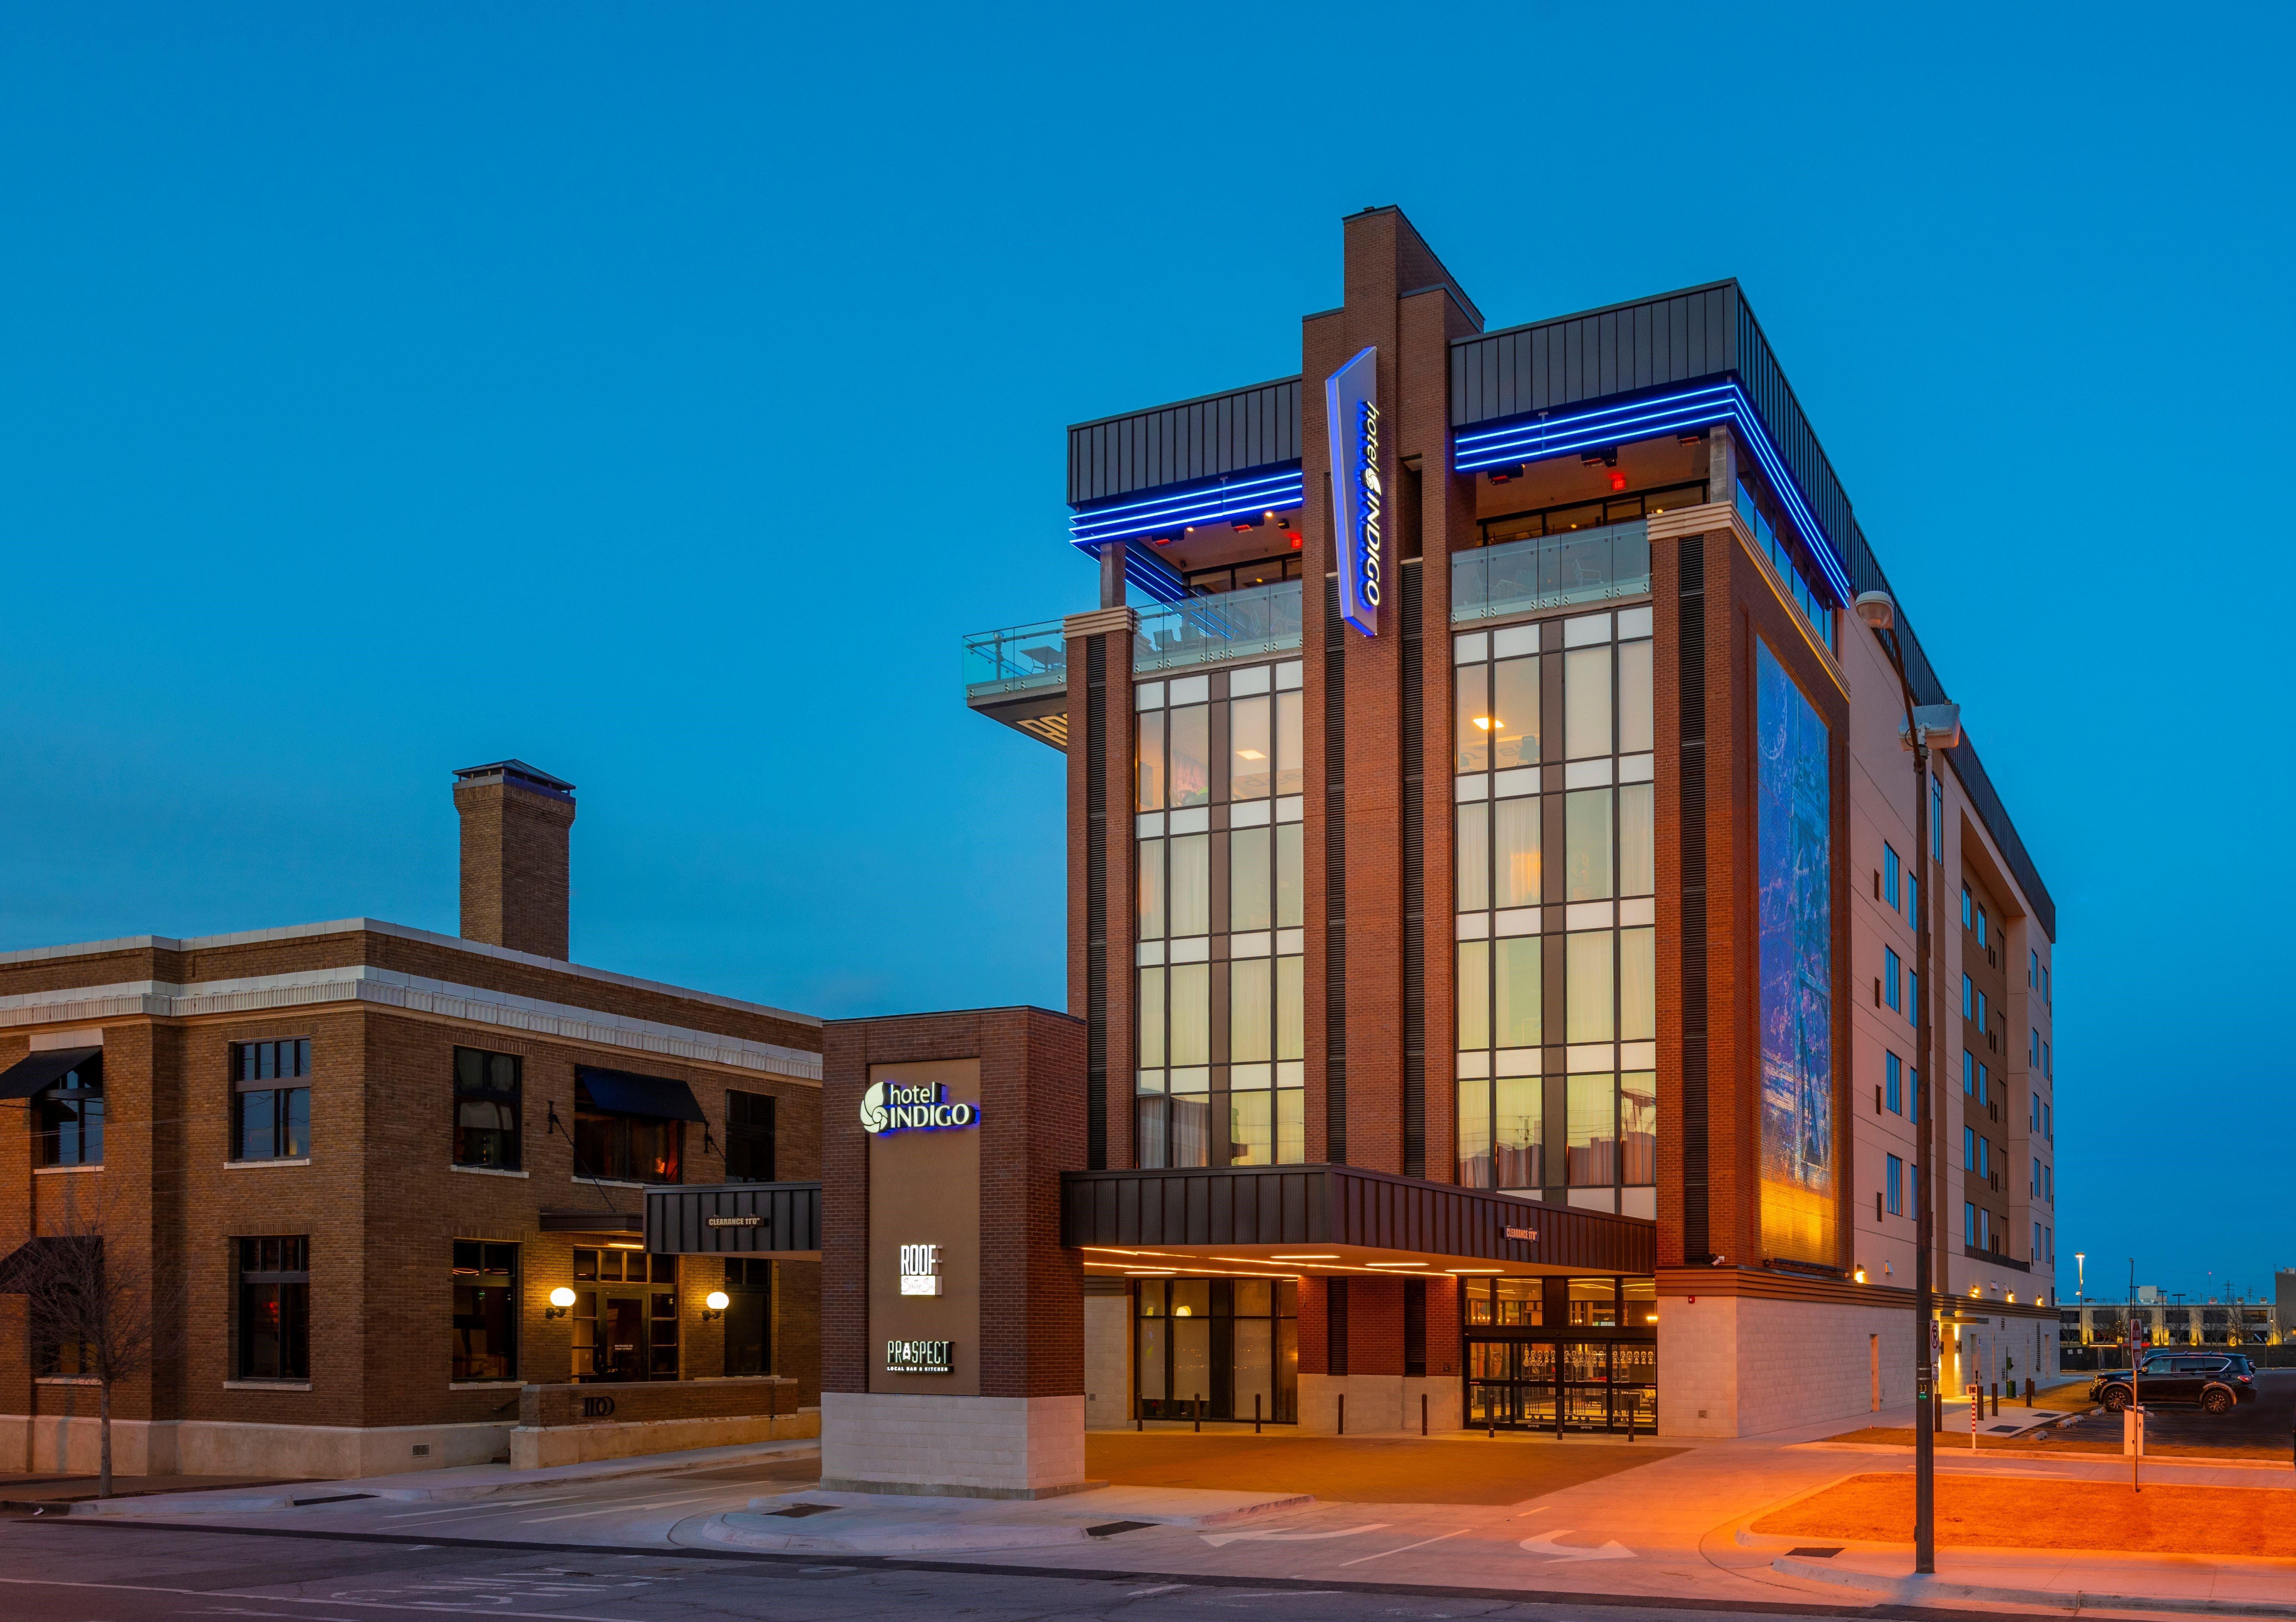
left=1325, top=345, right=1383, bottom=638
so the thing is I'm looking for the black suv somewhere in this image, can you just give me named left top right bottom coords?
left=2091, top=1353, right=2258, bottom=1415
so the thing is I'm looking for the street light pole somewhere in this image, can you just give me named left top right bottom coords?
left=1855, top=590, right=1959, bottom=1578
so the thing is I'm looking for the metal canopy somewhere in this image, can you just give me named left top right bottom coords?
left=0, top=1048, right=100, bottom=1101
left=1062, top=1165, right=1655, bottom=1280
left=645, top=1182, right=822, bottom=1260
left=575, top=1066, right=707, bottom=1123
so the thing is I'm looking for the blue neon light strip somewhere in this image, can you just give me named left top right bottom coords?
left=1453, top=381, right=1852, bottom=603
left=1069, top=466, right=1305, bottom=546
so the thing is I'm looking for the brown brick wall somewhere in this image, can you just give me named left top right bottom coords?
left=821, top=1007, right=1087, bottom=1402
left=454, top=779, right=575, bottom=962
left=519, top=1374, right=793, bottom=1427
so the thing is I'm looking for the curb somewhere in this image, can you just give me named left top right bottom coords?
left=697, top=1511, right=1089, bottom=1555
left=1772, top=1553, right=2296, bottom=1619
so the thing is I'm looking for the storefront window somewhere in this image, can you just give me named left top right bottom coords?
left=1134, top=1277, right=1297, bottom=1423
left=451, top=1240, right=517, bottom=1382
left=570, top=1247, right=678, bottom=1381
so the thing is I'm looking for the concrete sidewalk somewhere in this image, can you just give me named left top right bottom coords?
left=57, top=1436, right=821, bottom=1516
left=694, top=1482, right=1311, bottom=1555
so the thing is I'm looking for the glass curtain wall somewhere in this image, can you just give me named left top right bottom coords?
left=1134, top=1276, right=1299, bottom=1422
left=1460, top=1276, right=1658, bottom=1432
left=1453, top=608, right=1657, bottom=1213
left=1136, top=661, right=1307, bottom=1168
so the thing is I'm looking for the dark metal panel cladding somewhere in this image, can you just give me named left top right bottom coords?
left=1449, top=282, right=1739, bottom=430
left=645, top=1182, right=821, bottom=1255
left=1067, top=377, right=1303, bottom=505
left=1059, top=1167, right=1655, bottom=1274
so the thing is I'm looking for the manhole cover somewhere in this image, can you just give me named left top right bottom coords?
left=769, top=1503, right=841, bottom=1518
left=1787, top=1546, right=1843, bottom=1558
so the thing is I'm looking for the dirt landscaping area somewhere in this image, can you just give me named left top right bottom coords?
left=1752, top=1471, right=2296, bottom=1558
left=1084, top=1432, right=1679, bottom=1505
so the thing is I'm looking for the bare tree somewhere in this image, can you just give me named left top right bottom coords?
left=10, top=1183, right=183, bottom=1499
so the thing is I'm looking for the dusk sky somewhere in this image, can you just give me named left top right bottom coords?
left=1, top=4, right=2287, bottom=1303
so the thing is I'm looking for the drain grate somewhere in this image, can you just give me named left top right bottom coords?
left=768, top=1503, right=841, bottom=1518
left=1084, top=1520, right=1157, bottom=1538
left=1787, top=1546, right=1843, bottom=1559
left=1987, top=1424, right=2023, bottom=1433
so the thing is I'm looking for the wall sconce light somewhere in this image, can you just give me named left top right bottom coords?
left=1853, top=1267, right=1868, bottom=1285
left=545, top=1286, right=576, bottom=1320
left=703, top=1289, right=729, bottom=1322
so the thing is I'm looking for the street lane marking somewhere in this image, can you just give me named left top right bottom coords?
left=1335, top=1527, right=1469, bottom=1567
left=1517, top=1529, right=1633, bottom=1562
left=1201, top=1523, right=1387, bottom=1548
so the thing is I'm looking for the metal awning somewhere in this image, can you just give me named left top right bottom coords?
left=1061, top=1165, right=1655, bottom=1280
left=575, top=1065, right=706, bottom=1123
left=645, top=1182, right=822, bottom=1259
left=0, top=1235, right=99, bottom=1292
left=0, top=1048, right=100, bottom=1101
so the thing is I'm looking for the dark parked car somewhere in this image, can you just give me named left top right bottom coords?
left=2091, top=1353, right=2257, bottom=1414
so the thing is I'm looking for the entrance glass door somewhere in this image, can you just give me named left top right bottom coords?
left=1465, top=1338, right=1654, bottom=1432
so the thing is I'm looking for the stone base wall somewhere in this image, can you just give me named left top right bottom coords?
left=819, top=1391, right=1087, bottom=1497
left=0, top=1415, right=511, bottom=1478
left=1657, top=1295, right=1917, bottom=1438
left=509, top=1407, right=817, bottom=1470
left=1294, top=1374, right=1462, bottom=1435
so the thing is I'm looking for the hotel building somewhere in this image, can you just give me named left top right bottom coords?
left=963, top=208, right=2062, bottom=1438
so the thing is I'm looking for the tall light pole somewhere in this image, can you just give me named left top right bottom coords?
left=2076, top=1251, right=2086, bottom=1300
left=1854, top=589, right=1960, bottom=1578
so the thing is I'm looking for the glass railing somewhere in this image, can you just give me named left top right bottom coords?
left=1134, top=579, right=1302, bottom=673
left=1452, top=518, right=1650, bottom=624
left=961, top=618, right=1071, bottom=698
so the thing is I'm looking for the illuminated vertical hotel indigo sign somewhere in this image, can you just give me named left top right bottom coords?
left=1325, top=345, right=1382, bottom=637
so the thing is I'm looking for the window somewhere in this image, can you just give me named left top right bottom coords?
left=723, top=1257, right=772, bottom=1376
left=2029, top=949, right=2039, bottom=988
left=2030, top=1027, right=2040, bottom=1067
left=453, top=1047, right=521, bottom=1169
left=35, top=1053, right=103, bottom=1167
left=1931, top=778, right=1942, bottom=860
left=451, top=1240, right=518, bottom=1381
left=2030, top=1092, right=2040, bottom=1131
left=232, top=1039, right=310, bottom=1161
left=1910, top=1067, right=1921, bottom=1125
left=1979, top=1061, right=1990, bottom=1099
left=1963, top=1050, right=1975, bottom=1095
left=575, top=1084, right=685, bottom=1184
left=1976, top=906, right=1988, bottom=948
left=1883, top=948, right=1902, bottom=1012
left=569, top=1246, right=678, bottom=1380
left=2034, top=1221, right=2043, bottom=1260
left=1961, top=974, right=1973, bottom=1019
left=724, top=1090, right=775, bottom=1182
left=1908, top=971, right=1918, bottom=1026
left=236, top=1236, right=309, bottom=1380
left=2032, top=1156, right=2040, bottom=1197
left=1885, top=1051, right=1903, bottom=1115
left=1977, top=989, right=1988, bottom=1027
left=2044, top=1041, right=2051, bottom=1079
left=1886, top=1154, right=1904, bottom=1216
left=1961, top=884, right=1972, bottom=929
left=1883, top=844, right=1901, bottom=910
left=1962, top=1125, right=1974, bottom=1170
left=1965, top=1201, right=1976, bottom=1245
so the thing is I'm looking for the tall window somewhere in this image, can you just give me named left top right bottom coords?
left=237, top=1236, right=310, bottom=1380
left=35, top=1054, right=103, bottom=1168
left=232, top=1039, right=311, bottom=1161
left=453, top=1047, right=522, bottom=1169
left=1931, top=777, right=1943, bottom=860
left=451, top=1241, right=518, bottom=1381
left=1886, top=1154, right=1904, bottom=1216
left=1885, top=1050, right=1903, bottom=1115
left=1454, top=608, right=1654, bottom=1207
left=1136, top=661, right=1305, bottom=1171
left=1882, top=844, right=1901, bottom=910
left=724, top=1090, right=775, bottom=1182
left=723, top=1256, right=772, bottom=1375
left=575, top=1085, right=684, bottom=1184
left=1883, top=948, right=1902, bottom=1012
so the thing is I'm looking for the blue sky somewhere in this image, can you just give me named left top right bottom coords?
left=1, top=4, right=2287, bottom=1302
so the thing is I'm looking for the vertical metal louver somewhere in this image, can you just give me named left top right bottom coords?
left=1327, top=1277, right=1350, bottom=1377
left=1323, top=576, right=1348, bottom=1165
left=1401, top=562, right=1425, bottom=1178
left=1085, top=636, right=1108, bottom=1171
left=1676, top=539, right=1708, bottom=1256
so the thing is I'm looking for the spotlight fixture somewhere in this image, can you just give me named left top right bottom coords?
left=1581, top=447, right=1619, bottom=468
left=1231, top=516, right=1256, bottom=532
left=1487, top=467, right=1516, bottom=484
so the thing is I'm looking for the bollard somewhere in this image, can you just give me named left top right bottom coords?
left=1991, top=1381, right=2000, bottom=1418
left=1338, top=1394, right=1346, bottom=1436
left=1136, top=1398, right=1143, bottom=1433
left=2025, top=1377, right=2034, bottom=1408
left=1421, top=1392, right=1429, bottom=1437
left=1254, top=1392, right=1262, bottom=1435
left=1194, top=1394, right=1202, bottom=1433
left=1626, top=1397, right=1636, bottom=1443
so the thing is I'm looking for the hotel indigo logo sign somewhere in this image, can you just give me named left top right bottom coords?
left=859, top=1080, right=979, bottom=1135
left=1324, top=345, right=1382, bottom=638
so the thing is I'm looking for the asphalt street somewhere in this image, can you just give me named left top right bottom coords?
left=0, top=1514, right=2031, bottom=1622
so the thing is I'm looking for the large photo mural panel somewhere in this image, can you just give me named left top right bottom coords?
left=1756, top=639, right=1835, bottom=1265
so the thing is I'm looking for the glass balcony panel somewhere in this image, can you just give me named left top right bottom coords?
left=1134, top=581, right=1303, bottom=673
left=960, top=618, right=1070, bottom=696
left=1453, top=519, right=1651, bottom=625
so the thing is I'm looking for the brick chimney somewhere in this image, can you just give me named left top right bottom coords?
left=452, top=760, right=577, bottom=960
